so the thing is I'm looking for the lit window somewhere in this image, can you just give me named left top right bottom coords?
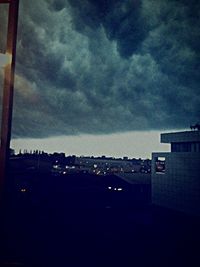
left=117, top=188, right=123, bottom=191
left=20, top=188, right=27, bottom=192
left=155, top=157, right=166, bottom=174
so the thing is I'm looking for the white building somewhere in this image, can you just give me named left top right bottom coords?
left=151, top=130, right=200, bottom=216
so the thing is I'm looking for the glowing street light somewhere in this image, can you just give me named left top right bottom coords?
left=0, top=0, right=19, bottom=200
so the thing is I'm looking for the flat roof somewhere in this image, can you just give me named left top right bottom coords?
left=161, top=131, right=200, bottom=143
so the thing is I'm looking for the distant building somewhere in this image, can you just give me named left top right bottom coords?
left=151, top=130, right=200, bottom=216
left=74, top=157, right=128, bottom=174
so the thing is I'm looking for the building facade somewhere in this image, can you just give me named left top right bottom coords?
left=152, top=131, right=200, bottom=216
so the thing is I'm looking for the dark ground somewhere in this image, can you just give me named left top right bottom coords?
left=0, top=172, right=200, bottom=267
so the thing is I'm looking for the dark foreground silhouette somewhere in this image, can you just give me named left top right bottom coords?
left=0, top=172, right=200, bottom=267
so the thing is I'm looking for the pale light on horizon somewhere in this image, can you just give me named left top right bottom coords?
left=11, top=130, right=173, bottom=159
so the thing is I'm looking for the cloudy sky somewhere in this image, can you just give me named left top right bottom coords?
left=1, top=0, right=200, bottom=157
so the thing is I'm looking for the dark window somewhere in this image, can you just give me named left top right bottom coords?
left=171, top=142, right=200, bottom=152
left=171, top=142, right=199, bottom=152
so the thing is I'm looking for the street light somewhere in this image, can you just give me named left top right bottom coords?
left=0, top=0, right=19, bottom=200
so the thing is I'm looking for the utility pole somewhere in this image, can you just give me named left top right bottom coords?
left=0, top=0, right=19, bottom=199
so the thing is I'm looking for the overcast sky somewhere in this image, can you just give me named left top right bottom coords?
left=1, top=0, right=200, bottom=157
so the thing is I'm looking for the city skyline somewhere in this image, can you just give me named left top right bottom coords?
left=11, top=130, right=172, bottom=159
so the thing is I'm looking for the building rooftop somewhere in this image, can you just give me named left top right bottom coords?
left=161, top=131, right=200, bottom=143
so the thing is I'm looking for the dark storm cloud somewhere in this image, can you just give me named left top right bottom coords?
left=0, top=0, right=199, bottom=138
left=68, top=0, right=148, bottom=57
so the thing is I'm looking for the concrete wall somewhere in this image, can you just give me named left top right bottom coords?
left=152, top=152, right=200, bottom=216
